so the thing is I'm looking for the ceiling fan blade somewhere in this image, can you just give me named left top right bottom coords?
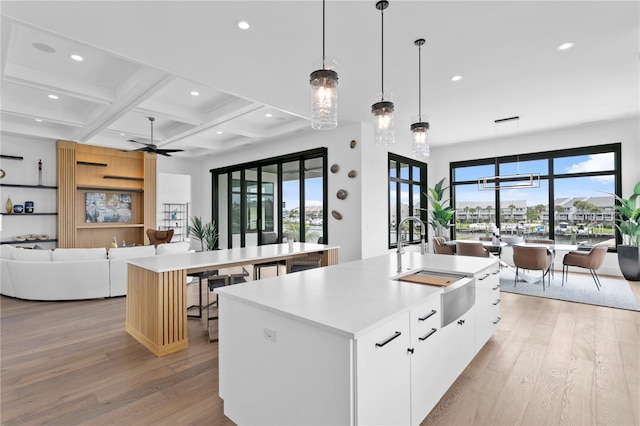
left=157, top=149, right=184, bottom=153
left=127, top=139, right=150, bottom=146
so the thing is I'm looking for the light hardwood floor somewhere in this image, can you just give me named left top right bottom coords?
left=1, top=275, right=639, bottom=425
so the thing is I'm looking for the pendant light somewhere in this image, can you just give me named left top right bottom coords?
left=372, top=0, right=394, bottom=147
left=310, top=0, right=338, bottom=130
left=411, top=38, right=430, bottom=158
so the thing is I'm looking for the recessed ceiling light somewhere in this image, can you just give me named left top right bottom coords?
left=216, top=131, right=223, bottom=135
left=451, top=75, right=463, bottom=82
left=70, top=54, right=84, bottom=61
left=32, top=42, right=56, bottom=53
left=35, top=118, right=43, bottom=122
left=556, top=42, right=575, bottom=51
left=265, top=113, right=273, bottom=118
left=120, top=133, right=125, bottom=136
left=190, top=91, right=200, bottom=96
left=48, top=94, right=59, bottom=100
left=237, top=20, right=250, bottom=30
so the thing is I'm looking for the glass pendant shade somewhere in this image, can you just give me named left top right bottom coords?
left=411, top=119, right=430, bottom=158
left=372, top=93, right=395, bottom=147
left=310, top=60, right=338, bottom=130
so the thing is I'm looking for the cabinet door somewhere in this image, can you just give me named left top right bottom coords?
left=437, top=306, right=476, bottom=389
left=356, top=312, right=411, bottom=426
left=409, top=298, right=446, bottom=425
left=475, top=267, right=501, bottom=351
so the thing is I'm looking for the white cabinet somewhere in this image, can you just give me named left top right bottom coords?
left=438, top=306, right=476, bottom=389
left=475, top=266, right=501, bottom=351
left=409, top=298, right=446, bottom=424
left=356, top=312, right=411, bottom=426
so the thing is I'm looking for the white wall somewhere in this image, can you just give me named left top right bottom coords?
left=428, top=116, right=640, bottom=277
left=201, top=123, right=364, bottom=263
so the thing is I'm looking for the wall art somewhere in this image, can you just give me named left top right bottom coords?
left=86, top=192, right=132, bottom=223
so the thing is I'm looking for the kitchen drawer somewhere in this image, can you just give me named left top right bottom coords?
left=409, top=297, right=441, bottom=343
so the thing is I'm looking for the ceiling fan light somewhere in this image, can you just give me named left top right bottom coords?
left=372, top=95, right=394, bottom=147
left=310, top=68, right=338, bottom=130
left=410, top=120, right=430, bottom=158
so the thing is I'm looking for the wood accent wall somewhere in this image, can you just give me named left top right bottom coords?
left=56, top=141, right=157, bottom=248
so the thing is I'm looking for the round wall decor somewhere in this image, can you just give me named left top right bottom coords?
left=348, top=170, right=357, bottom=178
left=331, top=210, right=342, bottom=220
left=336, top=189, right=348, bottom=200
left=350, top=140, right=357, bottom=149
left=330, top=164, right=340, bottom=173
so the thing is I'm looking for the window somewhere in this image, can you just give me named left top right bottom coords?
left=212, top=148, right=327, bottom=249
left=388, top=153, right=427, bottom=248
left=450, top=143, right=621, bottom=248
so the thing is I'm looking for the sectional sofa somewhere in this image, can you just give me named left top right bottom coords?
left=0, top=242, right=191, bottom=301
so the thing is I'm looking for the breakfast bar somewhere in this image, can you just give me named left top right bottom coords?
left=125, top=243, right=339, bottom=357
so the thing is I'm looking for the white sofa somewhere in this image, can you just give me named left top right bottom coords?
left=1, top=242, right=191, bottom=301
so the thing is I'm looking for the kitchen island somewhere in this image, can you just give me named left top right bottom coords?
left=125, top=243, right=338, bottom=357
left=215, top=252, right=500, bottom=425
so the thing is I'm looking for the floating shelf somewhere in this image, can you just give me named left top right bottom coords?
left=103, top=175, right=144, bottom=181
left=0, top=155, right=24, bottom=161
left=76, top=223, right=144, bottom=229
left=77, top=186, right=143, bottom=193
left=0, top=183, right=57, bottom=189
left=77, top=161, right=108, bottom=167
left=1, top=212, right=57, bottom=216
left=1, top=239, right=57, bottom=245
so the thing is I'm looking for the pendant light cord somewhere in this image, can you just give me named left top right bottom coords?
left=418, top=42, right=422, bottom=121
left=381, top=6, right=385, bottom=99
left=322, top=0, right=326, bottom=69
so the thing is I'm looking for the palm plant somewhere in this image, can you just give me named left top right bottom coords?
left=189, top=216, right=218, bottom=251
left=614, top=180, right=640, bottom=246
left=424, top=178, right=455, bottom=238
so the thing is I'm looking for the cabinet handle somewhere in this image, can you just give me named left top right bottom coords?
left=492, top=317, right=501, bottom=325
left=492, top=284, right=500, bottom=290
left=457, top=319, right=466, bottom=326
left=419, top=328, right=437, bottom=341
left=375, top=331, right=402, bottom=348
left=478, top=273, right=490, bottom=280
left=418, top=310, right=437, bottom=321
left=407, top=348, right=415, bottom=354
left=492, top=299, right=501, bottom=306
left=492, top=269, right=501, bottom=275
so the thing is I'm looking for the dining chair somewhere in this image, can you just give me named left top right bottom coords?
left=513, top=244, right=552, bottom=291
left=479, top=236, right=502, bottom=257
left=146, top=228, right=174, bottom=246
left=562, top=244, right=608, bottom=290
left=253, top=232, right=282, bottom=279
left=455, top=241, right=489, bottom=258
left=432, top=237, right=454, bottom=255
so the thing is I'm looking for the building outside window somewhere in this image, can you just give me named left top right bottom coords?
left=450, top=143, right=621, bottom=247
left=388, top=153, right=427, bottom=249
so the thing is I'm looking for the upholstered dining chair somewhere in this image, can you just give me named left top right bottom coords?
left=479, top=236, right=502, bottom=257
left=562, top=244, right=608, bottom=290
left=513, top=244, right=553, bottom=291
left=456, top=241, right=489, bottom=258
left=146, top=229, right=174, bottom=246
left=432, top=237, right=454, bottom=255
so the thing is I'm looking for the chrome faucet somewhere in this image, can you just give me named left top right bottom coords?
left=396, top=216, right=426, bottom=272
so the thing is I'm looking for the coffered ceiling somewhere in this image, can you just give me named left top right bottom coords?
left=1, top=1, right=638, bottom=159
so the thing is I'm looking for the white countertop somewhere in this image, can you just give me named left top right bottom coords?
left=215, top=252, right=497, bottom=339
left=127, top=243, right=337, bottom=273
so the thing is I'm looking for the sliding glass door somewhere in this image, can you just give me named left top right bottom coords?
left=212, top=148, right=327, bottom=249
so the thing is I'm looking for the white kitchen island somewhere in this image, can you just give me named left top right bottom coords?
left=215, top=252, right=500, bottom=425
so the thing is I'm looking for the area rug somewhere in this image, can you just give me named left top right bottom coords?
left=499, top=268, right=640, bottom=311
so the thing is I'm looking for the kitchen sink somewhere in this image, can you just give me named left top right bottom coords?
left=395, top=269, right=475, bottom=327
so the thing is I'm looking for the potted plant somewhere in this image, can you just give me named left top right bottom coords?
left=425, top=177, right=455, bottom=238
left=189, top=216, right=218, bottom=251
left=614, top=180, right=640, bottom=280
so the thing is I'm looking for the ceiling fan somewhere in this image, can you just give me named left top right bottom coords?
left=127, top=117, right=184, bottom=157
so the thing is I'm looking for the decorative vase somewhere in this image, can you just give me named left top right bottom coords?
left=6, top=196, right=12, bottom=213
left=617, top=245, right=640, bottom=281
left=25, top=201, right=34, bottom=213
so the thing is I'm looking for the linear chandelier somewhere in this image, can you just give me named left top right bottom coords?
left=477, top=116, right=541, bottom=191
